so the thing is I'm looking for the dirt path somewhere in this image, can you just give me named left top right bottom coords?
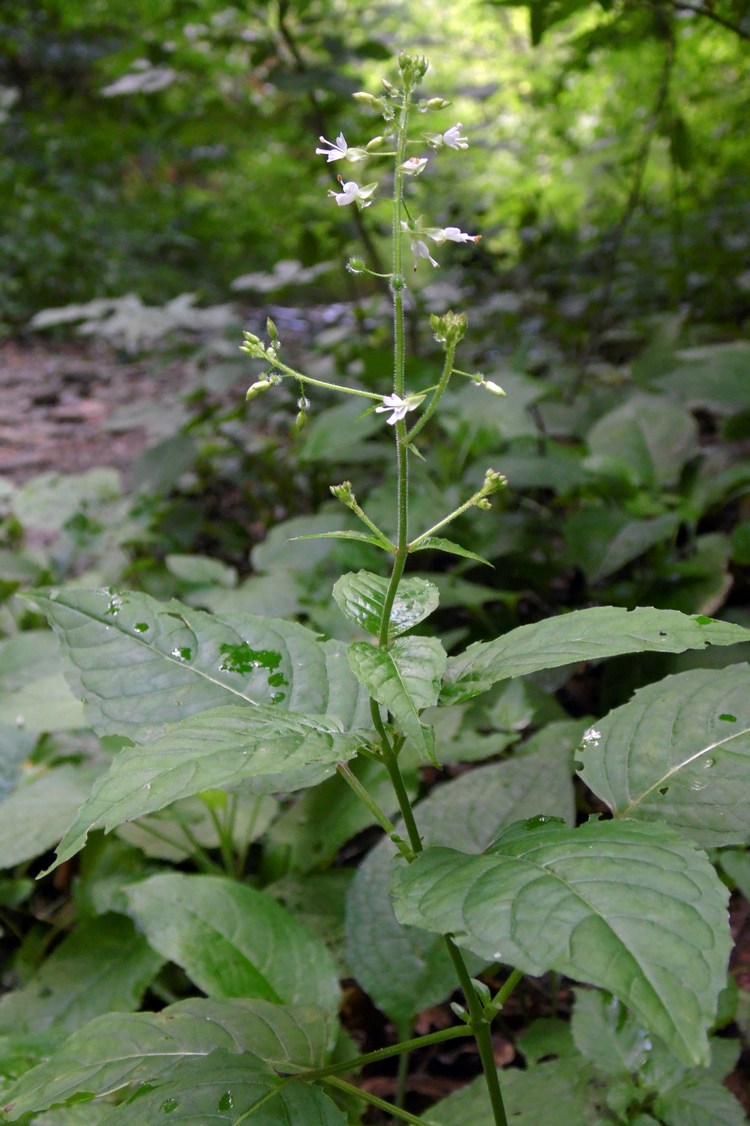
left=0, top=338, right=188, bottom=485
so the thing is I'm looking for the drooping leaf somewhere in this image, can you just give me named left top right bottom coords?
left=48, top=706, right=368, bottom=869
left=333, top=570, right=439, bottom=639
left=392, top=819, right=730, bottom=1065
left=345, top=740, right=575, bottom=1026
left=348, top=636, right=446, bottom=760
left=587, top=394, right=697, bottom=489
left=96, top=1050, right=347, bottom=1124
left=441, top=606, right=750, bottom=705
left=2, top=999, right=334, bottom=1120
left=653, top=1072, right=747, bottom=1126
left=577, top=665, right=750, bottom=847
left=26, top=589, right=370, bottom=740
left=0, top=915, right=163, bottom=1036
left=123, top=873, right=340, bottom=1014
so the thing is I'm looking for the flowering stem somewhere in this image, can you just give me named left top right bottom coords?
left=269, top=358, right=383, bottom=401
left=409, top=490, right=486, bottom=548
left=403, top=340, right=457, bottom=445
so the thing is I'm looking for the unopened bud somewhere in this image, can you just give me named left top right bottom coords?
left=346, top=257, right=366, bottom=275
left=482, top=468, right=508, bottom=494
left=353, top=91, right=388, bottom=113
left=484, top=380, right=506, bottom=397
left=330, top=481, right=356, bottom=507
left=266, top=317, right=279, bottom=347
left=425, top=97, right=451, bottom=110
left=399, top=52, right=428, bottom=86
left=430, top=310, right=468, bottom=347
left=366, top=135, right=384, bottom=151
left=294, top=410, right=307, bottom=432
left=245, top=379, right=272, bottom=401
left=476, top=498, right=492, bottom=511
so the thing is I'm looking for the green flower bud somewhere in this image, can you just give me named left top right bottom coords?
left=330, top=481, right=356, bottom=507
left=346, top=257, right=367, bottom=275
left=294, top=410, right=307, bottom=432
left=266, top=316, right=279, bottom=348
left=245, top=379, right=272, bottom=401
left=366, top=135, right=385, bottom=151
left=430, top=310, right=468, bottom=347
left=425, top=97, right=451, bottom=110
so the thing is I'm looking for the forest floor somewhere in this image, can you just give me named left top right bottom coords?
left=0, top=336, right=187, bottom=485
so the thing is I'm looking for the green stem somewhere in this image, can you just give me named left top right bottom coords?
left=321, top=1074, right=430, bottom=1125
left=270, top=358, right=382, bottom=401
left=293, top=1023, right=469, bottom=1082
left=382, top=744, right=423, bottom=856
left=403, top=341, right=457, bottom=445
left=488, top=967, right=524, bottom=1018
left=408, top=488, right=485, bottom=548
left=445, top=937, right=509, bottom=1126
left=206, top=804, right=235, bottom=876
left=336, top=762, right=413, bottom=861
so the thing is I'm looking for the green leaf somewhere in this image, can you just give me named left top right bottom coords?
left=0, top=632, right=85, bottom=732
left=571, top=989, right=652, bottom=1076
left=123, top=873, right=340, bottom=1014
left=425, top=1052, right=601, bottom=1125
left=48, top=706, right=368, bottom=869
left=653, top=1072, right=747, bottom=1126
left=656, top=343, right=750, bottom=413
left=587, top=394, right=697, bottom=489
left=0, top=915, right=163, bottom=1036
left=0, top=766, right=102, bottom=868
left=392, top=819, right=730, bottom=1065
left=346, top=741, right=575, bottom=1026
left=577, top=665, right=750, bottom=847
left=2, top=999, right=334, bottom=1120
left=441, top=606, right=750, bottom=705
left=408, top=536, right=493, bottom=567
left=96, top=1050, right=347, bottom=1125
left=116, top=792, right=277, bottom=863
left=27, top=589, right=370, bottom=738
left=333, top=571, right=439, bottom=639
left=348, top=637, right=446, bottom=761
left=291, top=530, right=393, bottom=551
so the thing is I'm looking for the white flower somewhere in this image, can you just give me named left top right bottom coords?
left=375, top=393, right=425, bottom=425
left=400, top=156, right=428, bottom=176
left=443, top=123, right=469, bottom=150
left=315, top=133, right=350, bottom=162
left=328, top=178, right=377, bottom=208
left=411, top=239, right=439, bottom=268
left=429, top=226, right=481, bottom=245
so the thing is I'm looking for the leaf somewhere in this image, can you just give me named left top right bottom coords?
left=348, top=637, right=446, bottom=761
left=571, top=989, right=652, bottom=1077
left=577, top=665, right=750, bottom=847
left=123, top=873, right=340, bottom=1014
left=425, top=1052, right=601, bottom=1125
left=0, top=766, right=102, bottom=868
left=96, top=1050, right=348, bottom=1125
left=441, top=606, right=750, bottom=705
left=655, top=343, right=750, bottom=413
left=392, top=819, right=730, bottom=1065
left=653, top=1072, right=747, bottom=1126
left=116, top=792, right=277, bottom=863
left=48, top=706, right=367, bottom=869
left=27, top=589, right=370, bottom=739
left=587, top=394, right=697, bottom=489
left=346, top=740, right=575, bottom=1026
left=0, top=915, right=163, bottom=1036
left=333, top=570, right=439, bottom=639
left=291, top=530, right=393, bottom=551
left=408, top=536, right=493, bottom=567
left=0, top=632, right=85, bottom=732
left=2, top=999, right=334, bottom=1119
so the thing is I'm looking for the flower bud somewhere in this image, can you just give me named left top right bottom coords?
left=425, top=97, right=451, bottom=110
left=266, top=316, right=279, bottom=347
left=366, top=135, right=384, bottom=151
left=483, top=380, right=506, bottom=397
left=353, top=91, right=387, bottom=113
left=430, top=310, right=468, bottom=347
left=330, top=481, right=356, bottom=507
left=346, top=256, right=367, bottom=275
left=245, top=379, right=272, bottom=401
left=294, top=410, right=307, bottom=432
